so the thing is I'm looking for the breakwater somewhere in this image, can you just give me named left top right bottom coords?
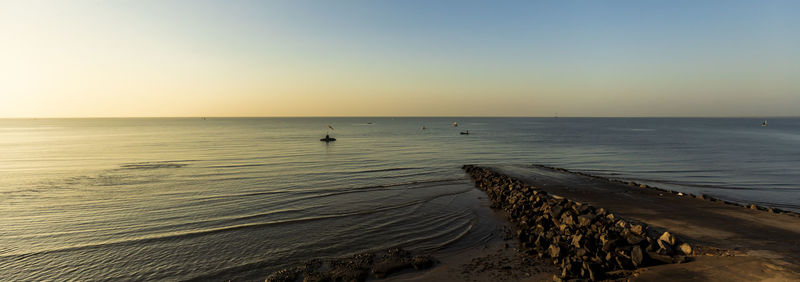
left=463, top=165, right=693, bottom=280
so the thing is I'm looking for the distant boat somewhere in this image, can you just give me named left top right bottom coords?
left=320, top=134, right=336, bottom=142
left=367, top=122, right=373, bottom=125
left=460, top=130, right=469, bottom=135
left=762, top=120, right=768, bottom=127
left=452, top=122, right=458, bottom=127
left=420, top=126, right=426, bottom=130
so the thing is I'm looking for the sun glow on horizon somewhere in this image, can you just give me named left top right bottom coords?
left=2, top=0, right=799, bottom=118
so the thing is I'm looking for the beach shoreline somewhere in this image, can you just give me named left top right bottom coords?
left=265, top=164, right=800, bottom=281
left=460, top=164, right=800, bottom=281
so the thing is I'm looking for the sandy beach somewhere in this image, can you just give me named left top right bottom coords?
left=453, top=164, right=800, bottom=281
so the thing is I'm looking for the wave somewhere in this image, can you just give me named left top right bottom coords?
left=187, top=177, right=467, bottom=202
left=180, top=207, right=478, bottom=282
left=0, top=186, right=475, bottom=259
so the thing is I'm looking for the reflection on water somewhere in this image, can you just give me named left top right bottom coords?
left=1, top=117, right=798, bottom=280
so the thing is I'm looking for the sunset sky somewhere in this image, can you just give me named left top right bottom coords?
left=1, top=0, right=798, bottom=117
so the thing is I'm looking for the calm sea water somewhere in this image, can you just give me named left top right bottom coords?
left=1, top=117, right=799, bottom=280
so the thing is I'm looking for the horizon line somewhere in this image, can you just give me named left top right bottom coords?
left=0, top=115, right=793, bottom=119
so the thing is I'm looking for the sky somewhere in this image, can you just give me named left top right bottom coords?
left=1, top=0, right=799, bottom=117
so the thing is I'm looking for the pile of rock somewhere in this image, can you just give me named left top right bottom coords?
left=265, top=248, right=435, bottom=282
left=463, top=165, right=692, bottom=280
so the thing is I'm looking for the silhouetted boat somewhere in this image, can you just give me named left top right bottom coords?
left=762, top=120, right=768, bottom=127
left=460, top=130, right=469, bottom=135
left=320, top=134, right=336, bottom=142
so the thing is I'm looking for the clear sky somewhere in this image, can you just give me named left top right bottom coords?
left=1, top=0, right=798, bottom=117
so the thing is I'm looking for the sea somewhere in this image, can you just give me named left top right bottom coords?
left=1, top=117, right=799, bottom=281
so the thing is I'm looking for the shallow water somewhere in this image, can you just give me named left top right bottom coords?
left=1, top=117, right=798, bottom=280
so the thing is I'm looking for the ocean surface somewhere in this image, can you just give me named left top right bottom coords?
left=1, top=117, right=799, bottom=280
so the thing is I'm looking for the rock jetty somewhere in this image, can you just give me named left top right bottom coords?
left=463, top=165, right=693, bottom=280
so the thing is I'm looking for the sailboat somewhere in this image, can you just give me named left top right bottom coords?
left=761, top=120, right=768, bottom=127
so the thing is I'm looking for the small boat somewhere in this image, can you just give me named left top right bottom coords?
left=420, top=126, right=426, bottom=130
left=320, top=134, right=336, bottom=142
left=460, top=130, right=469, bottom=135
left=762, top=120, right=768, bottom=127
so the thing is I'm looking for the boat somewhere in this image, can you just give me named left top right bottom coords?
left=320, top=134, right=336, bottom=142
left=762, top=120, right=768, bottom=127
left=420, top=126, right=426, bottom=130
left=460, top=130, right=469, bottom=135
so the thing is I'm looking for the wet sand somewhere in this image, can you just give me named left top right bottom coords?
left=488, top=164, right=800, bottom=280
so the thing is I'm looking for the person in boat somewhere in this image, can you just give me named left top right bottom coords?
left=321, top=134, right=336, bottom=142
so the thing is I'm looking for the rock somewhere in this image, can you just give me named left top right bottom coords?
left=462, top=165, right=700, bottom=278
left=571, top=234, right=583, bottom=248
left=658, top=231, right=675, bottom=246
left=625, top=233, right=645, bottom=245
left=576, top=248, right=588, bottom=257
left=656, top=239, right=673, bottom=255
left=562, top=214, right=576, bottom=226
left=630, top=224, right=645, bottom=235
left=549, top=244, right=562, bottom=258
left=631, top=245, right=644, bottom=267
left=329, top=268, right=367, bottom=282
left=583, top=262, right=598, bottom=280
left=550, top=206, right=564, bottom=218
left=600, top=234, right=618, bottom=252
left=577, top=214, right=594, bottom=227
left=677, top=243, right=692, bottom=255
